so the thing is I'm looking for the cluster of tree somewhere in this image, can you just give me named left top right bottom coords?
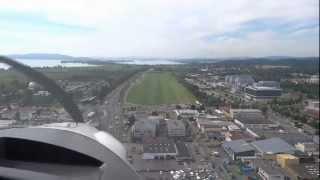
left=207, top=95, right=222, bottom=107
left=0, top=79, right=28, bottom=104
left=270, top=97, right=310, bottom=126
left=271, top=103, right=309, bottom=123
left=175, top=74, right=208, bottom=103
left=281, top=81, right=319, bottom=99
left=214, top=58, right=319, bottom=82
left=215, top=57, right=319, bottom=74
left=97, top=69, right=142, bottom=102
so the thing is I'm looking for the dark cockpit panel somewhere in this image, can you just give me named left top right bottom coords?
left=0, top=138, right=103, bottom=167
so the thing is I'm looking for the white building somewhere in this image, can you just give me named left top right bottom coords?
left=167, top=120, right=186, bottom=137
left=225, top=75, right=255, bottom=92
left=175, top=109, right=199, bottom=119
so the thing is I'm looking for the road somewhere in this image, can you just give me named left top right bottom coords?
left=95, top=72, right=143, bottom=142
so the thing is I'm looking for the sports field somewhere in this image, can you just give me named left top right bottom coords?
left=127, top=72, right=196, bottom=105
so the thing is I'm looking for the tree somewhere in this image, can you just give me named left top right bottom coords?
left=21, top=89, right=33, bottom=105
left=207, top=95, right=221, bottom=107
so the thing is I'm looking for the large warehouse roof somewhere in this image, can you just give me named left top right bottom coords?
left=222, top=139, right=255, bottom=153
left=252, top=137, right=295, bottom=154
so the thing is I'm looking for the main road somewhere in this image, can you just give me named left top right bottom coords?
left=96, top=72, right=144, bottom=141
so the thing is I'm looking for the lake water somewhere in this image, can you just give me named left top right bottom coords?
left=0, top=58, right=183, bottom=69
left=0, top=59, right=98, bottom=69
left=116, top=59, right=184, bottom=65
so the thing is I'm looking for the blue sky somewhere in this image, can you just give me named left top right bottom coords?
left=0, top=0, right=319, bottom=58
left=203, top=18, right=319, bottom=42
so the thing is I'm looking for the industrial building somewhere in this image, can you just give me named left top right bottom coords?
left=167, top=120, right=186, bottom=137
left=245, top=81, right=282, bottom=101
left=224, top=131, right=256, bottom=142
left=175, top=142, right=192, bottom=161
left=252, top=138, right=295, bottom=155
left=132, top=118, right=159, bottom=139
left=276, top=154, right=299, bottom=169
left=234, top=112, right=277, bottom=129
left=197, top=119, right=233, bottom=133
left=230, top=109, right=262, bottom=118
left=142, top=140, right=177, bottom=160
left=222, top=140, right=256, bottom=160
left=231, top=109, right=277, bottom=129
left=175, top=109, right=199, bottom=119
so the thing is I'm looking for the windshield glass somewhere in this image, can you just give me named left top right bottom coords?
left=0, top=1, right=319, bottom=180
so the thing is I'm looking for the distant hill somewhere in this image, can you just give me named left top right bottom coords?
left=215, top=57, right=319, bottom=66
left=8, top=53, right=74, bottom=60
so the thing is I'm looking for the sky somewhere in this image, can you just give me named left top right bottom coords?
left=0, top=0, right=319, bottom=58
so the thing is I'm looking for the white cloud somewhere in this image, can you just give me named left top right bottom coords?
left=0, top=0, right=318, bottom=57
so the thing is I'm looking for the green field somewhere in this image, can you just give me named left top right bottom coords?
left=127, top=72, right=196, bottom=105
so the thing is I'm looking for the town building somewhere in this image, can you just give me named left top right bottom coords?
left=0, top=109, right=17, bottom=120
left=285, top=163, right=319, bottom=180
left=18, top=108, right=35, bottom=121
left=255, top=159, right=287, bottom=180
left=293, top=151, right=316, bottom=164
left=0, top=120, right=16, bottom=129
left=167, top=120, right=186, bottom=137
left=32, top=91, right=53, bottom=105
left=222, top=140, right=256, bottom=160
left=295, top=142, right=319, bottom=156
left=245, top=81, right=282, bottom=101
left=307, top=75, right=319, bottom=84
left=305, top=100, right=319, bottom=120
